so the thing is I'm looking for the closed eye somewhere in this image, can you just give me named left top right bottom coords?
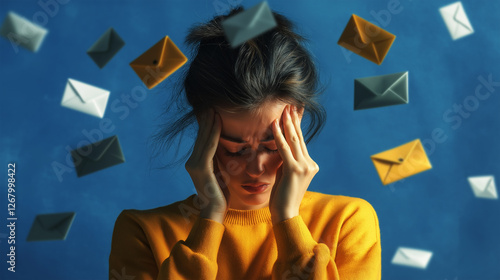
left=224, top=147, right=278, bottom=157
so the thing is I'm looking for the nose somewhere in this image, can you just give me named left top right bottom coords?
left=245, top=150, right=265, bottom=178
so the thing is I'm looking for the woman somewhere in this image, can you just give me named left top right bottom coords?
left=109, top=6, right=381, bottom=280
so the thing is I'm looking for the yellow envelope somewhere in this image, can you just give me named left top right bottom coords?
left=129, top=36, right=188, bottom=89
left=371, top=139, right=432, bottom=185
left=337, top=14, right=396, bottom=65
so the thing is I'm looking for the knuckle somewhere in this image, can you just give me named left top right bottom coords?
left=290, top=164, right=302, bottom=173
left=309, top=162, right=320, bottom=173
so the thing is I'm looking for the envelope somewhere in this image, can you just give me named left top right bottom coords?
left=354, top=71, right=408, bottom=110
left=71, top=135, right=125, bottom=177
left=391, top=247, right=433, bottom=269
left=371, top=139, right=432, bottom=185
left=130, top=36, right=187, bottom=89
left=0, top=11, right=48, bottom=52
left=61, top=78, right=110, bottom=118
left=468, top=175, right=498, bottom=199
left=26, top=212, right=76, bottom=241
left=337, top=14, right=396, bottom=65
left=221, top=1, right=277, bottom=48
left=439, top=1, right=474, bottom=40
left=87, top=27, right=125, bottom=68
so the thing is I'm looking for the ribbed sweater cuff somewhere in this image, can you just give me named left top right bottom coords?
left=184, top=216, right=225, bottom=261
left=272, top=215, right=318, bottom=261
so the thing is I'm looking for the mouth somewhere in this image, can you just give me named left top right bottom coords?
left=241, top=184, right=269, bottom=194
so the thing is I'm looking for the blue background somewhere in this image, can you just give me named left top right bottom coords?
left=1, top=0, right=499, bottom=279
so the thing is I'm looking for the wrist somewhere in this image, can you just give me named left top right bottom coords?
left=271, top=208, right=299, bottom=224
left=200, top=207, right=226, bottom=224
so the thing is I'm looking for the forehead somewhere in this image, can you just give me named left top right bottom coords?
left=217, top=101, right=286, bottom=143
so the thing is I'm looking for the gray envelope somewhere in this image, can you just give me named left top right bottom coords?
left=0, top=11, right=48, bottom=52
left=221, top=1, right=277, bottom=48
left=87, top=27, right=125, bottom=68
left=354, top=71, right=409, bottom=110
left=26, top=212, right=76, bottom=242
left=71, top=135, right=125, bottom=177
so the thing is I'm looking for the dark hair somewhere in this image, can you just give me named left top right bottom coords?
left=148, top=6, right=328, bottom=170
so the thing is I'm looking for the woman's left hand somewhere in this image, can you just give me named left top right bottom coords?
left=269, top=104, right=320, bottom=224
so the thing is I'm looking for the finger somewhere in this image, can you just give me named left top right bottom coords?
left=283, top=105, right=304, bottom=161
left=202, top=111, right=221, bottom=166
left=272, top=113, right=295, bottom=165
left=193, top=108, right=215, bottom=160
left=292, top=105, right=309, bottom=158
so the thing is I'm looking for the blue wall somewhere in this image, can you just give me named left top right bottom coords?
left=1, top=0, right=499, bottom=279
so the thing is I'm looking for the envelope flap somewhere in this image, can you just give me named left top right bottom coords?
left=355, top=72, right=406, bottom=96
left=337, top=15, right=359, bottom=44
left=387, top=71, right=408, bottom=92
left=223, top=1, right=268, bottom=29
left=399, top=247, right=432, bottom=263
left=237, top=1, right=264, bottom=28
left=453, top=3, right=472, bottom=30
left=352, top=14, right=395, bottom=45
left=468, top=176, right=493, bottom=191
left=130, top=36, right=167, bottom=67
left=88, top=28, right=112, bottom=53
left=37, top=212, right=75, bottom=230
left=81, top=135, right=117, bottom=161
left=352, top=15, right=371, bottom=44
left=371, top=139, right=420, bottom=164
left=67, top=78, right=109, bottom=103
left=221, top=1, right=276, bottom=49
left=162, top=37, right=188, bottom=64
left=248, top=2, right=267, bottom=27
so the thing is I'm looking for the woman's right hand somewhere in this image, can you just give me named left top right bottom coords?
left=185, top=107, right=230, bottom=224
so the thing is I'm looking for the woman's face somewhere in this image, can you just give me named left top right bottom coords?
left=212, top=100, right=300, bottom=210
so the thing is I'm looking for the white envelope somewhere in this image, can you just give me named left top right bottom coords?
left=468, top=175, right=498, bottom=199
left=61, top=78, right=110, bottom=118
left=391, top=247, right=433, bottom=269
left=0, top=11, right=48, bottom=52
left=439, top=2, right=474, bottom=40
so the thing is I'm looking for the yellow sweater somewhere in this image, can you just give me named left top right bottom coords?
left=109, top=190, right=381, bottom=280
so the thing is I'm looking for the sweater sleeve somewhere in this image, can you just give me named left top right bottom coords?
left=109, top=210, right=225, bottom=280
left=271, top=199, right=381, bottom=280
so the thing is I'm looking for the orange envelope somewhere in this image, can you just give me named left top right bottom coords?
left=337, top=14, right=396, bottom=65
left=130, top=36, right=188, bottom=89
left=371, top=139, right=432, bottom=185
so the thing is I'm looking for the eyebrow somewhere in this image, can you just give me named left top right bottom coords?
left=220, top=133, right=275, bottom=143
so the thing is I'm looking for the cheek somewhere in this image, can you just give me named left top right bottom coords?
left=215, top=147, right=246, bottom=176
left=268, top=153, right=283, bottom=170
